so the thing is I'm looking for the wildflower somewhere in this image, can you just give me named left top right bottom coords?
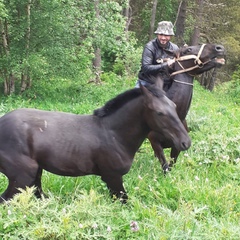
left=222, top=155, right=229, bottom=160
left=79, top=223, right=83, bottom=228
left=130, top=221, right=139, bottom=232
left=107, top=226, right=111, bottom=232
left=7, top=210, right=11, bottom=215
left=92, top=223, right=98, bottom=229
left=195, top=176, right=200, bottom=181
left=234, top=158, right=240, bottom=164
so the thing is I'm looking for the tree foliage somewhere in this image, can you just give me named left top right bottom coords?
left=0, top=0, right=136, bottom=94
left=0, top=0, right=240, bottom=95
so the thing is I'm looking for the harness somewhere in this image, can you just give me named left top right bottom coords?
left=170, top=44, right=210, bottom=77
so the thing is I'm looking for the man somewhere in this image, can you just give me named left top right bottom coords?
left=136, top=21, right=179, bottom=91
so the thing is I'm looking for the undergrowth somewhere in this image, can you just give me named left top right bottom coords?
left=0, top=78, right=239, bottom=239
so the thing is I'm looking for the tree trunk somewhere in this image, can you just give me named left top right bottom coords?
left=92, top=0, right=102, bottom=84
left=175, top=0, right=187, bottom=47
left=149, top=0, right=157, bottom=41
left=191, top=0, right=204, bottom=45
left=208, top=68, right=217, bottom=91
left=92, top=47, right=102, bottom=84
left=200, top=68, right=217, bottom=91
left=123, top=0, right=132, bottom=32
left=0, top=19, right=14, bottom=95
left=21, top=0, right=32, bottom=92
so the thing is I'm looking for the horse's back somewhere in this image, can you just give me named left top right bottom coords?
left=0, top=108, right=103, bottom=176
left=0, top=108, right=97, bottom=145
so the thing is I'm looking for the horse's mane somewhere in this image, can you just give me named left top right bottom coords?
left=94, top=85, right=164, bottom=117
left=93, top=88, right=141, bottom=117
left=164, top=46, right=190, bottom=58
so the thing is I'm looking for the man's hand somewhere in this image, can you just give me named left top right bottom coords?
left=167, top=58, right=175, bottom=67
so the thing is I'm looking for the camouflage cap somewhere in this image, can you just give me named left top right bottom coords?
left=154, top=21, right=174, bottom=36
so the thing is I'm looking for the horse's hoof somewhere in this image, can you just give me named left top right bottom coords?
left=110, top=191, right=128, bottom=204
left=0, top=197, right=6, bottom=204
left=119, top=191, right=128, bottom=204
left=163, top=166, right=171, bottom=175
left=120, top=198, right=128, bottom=204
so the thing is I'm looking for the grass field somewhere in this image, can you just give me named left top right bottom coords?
left=0, top=79, right=239, bottom=239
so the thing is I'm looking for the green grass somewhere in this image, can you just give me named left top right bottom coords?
left=0, top=79, right=239, bottom=239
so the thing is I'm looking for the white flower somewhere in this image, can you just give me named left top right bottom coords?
left=79, top=223, right=83, bottom=228
left=195, top=176, right=200, bottom=181
left=222, top=155, right=229, bottom=160
left=92, top=223, right=98, bottom=229
left=107, top=226, right=111, bottom=232
left=130, top=221, right=139, bottom=232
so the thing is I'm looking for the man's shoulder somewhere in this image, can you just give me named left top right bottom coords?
left=169, top=42, right=179, bottom=51
left=145, top=38, right=157, bottom=47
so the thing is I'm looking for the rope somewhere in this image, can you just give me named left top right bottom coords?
left=173, top=79, right=194, bottom=86
left=170, top=44, right=209, bottom=76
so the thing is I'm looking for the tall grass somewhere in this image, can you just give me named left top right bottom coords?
left=0, top=78, right=239, bottom=239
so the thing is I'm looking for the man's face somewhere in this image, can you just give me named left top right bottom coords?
left=157, top=34, right=171, bottom=47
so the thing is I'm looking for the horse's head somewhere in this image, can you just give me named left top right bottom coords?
left=140, top=84, right=191, bottom=151
left=171, top=44, right=225, bottom=76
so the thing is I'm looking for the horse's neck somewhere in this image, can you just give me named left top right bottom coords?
left=104, top=97, right=149, bottom=153
left=173, top=70, right=194, bottom=84
left=167, top=72, right=194, bottom=120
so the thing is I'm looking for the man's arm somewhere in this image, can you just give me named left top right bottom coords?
left=141, top=45, right=174, bottom=74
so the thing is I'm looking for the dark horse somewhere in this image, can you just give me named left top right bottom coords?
left=0, top=84, right=191, bottom=203
left=148, top=44, right=225, bottom=172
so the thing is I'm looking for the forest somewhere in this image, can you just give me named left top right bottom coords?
left=0, top=0, right=240, bottom=95
left=0, top=1, right=239, bottom=239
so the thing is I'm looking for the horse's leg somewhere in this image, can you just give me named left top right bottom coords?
left=0, top=155, right=39, bottom=203
left=0, top=180, right=21, bottom=203
left=101, top=174, right=128, bottom=203
left=0, top=172, right=39, bottom=203
left=33, top=168, right=47, bottom=199
left=148, top=131, right=170, bottom=173
left=169, top=147, right=180, bottom=167
left=182, top=119, right=189, bottom=132
left=169, top=119, right=189, bottom=167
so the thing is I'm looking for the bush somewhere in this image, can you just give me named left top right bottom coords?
left=228, top=66, right=240, bottom=104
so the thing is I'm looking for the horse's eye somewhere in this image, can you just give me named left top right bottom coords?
left=183, top=47, right=192, bottom=54
left=157, top=112, right=164, bottom=116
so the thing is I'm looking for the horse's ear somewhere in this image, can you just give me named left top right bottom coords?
left=140, top=83, right=155, bottom=108
left=147, top=74, right=163, bottom=89
left=140, top=82, right=149, bottom=96
left=154, top=74, right=164, bottom=89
